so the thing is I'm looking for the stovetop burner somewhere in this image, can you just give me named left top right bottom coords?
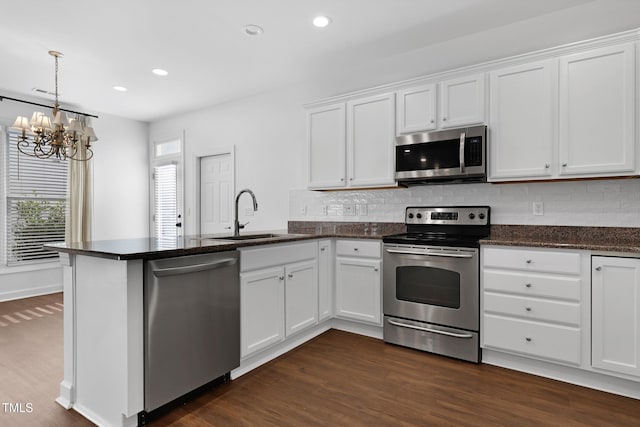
left=383, top=206, right=490, bottom=248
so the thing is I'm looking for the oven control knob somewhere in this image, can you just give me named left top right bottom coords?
left=468, top=213, right=475, bottom=220
left=479, top=213, right=486, bottom=220
left=416, top=213, right=422, bottom=219
left=408, top=213, right=414, bottom=219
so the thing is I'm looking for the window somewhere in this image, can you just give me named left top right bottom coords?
left=5, top=130, right=67, bottom=265
left=151, top=138, right=183, bottom=238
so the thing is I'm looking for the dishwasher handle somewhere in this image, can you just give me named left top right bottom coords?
left=152, top=257, right=237, bottom=277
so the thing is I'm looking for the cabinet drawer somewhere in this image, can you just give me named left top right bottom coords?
left=483, top=247, right=580, bottom=275
left=483, top=270, right=581, bottom=301
left=336, top=239, right=381, bottom=258
left=240, top=241, right=317, bottom=272
left=484, top=293, right=580, bottom=326
left=483, top=314, right=581, bottom=365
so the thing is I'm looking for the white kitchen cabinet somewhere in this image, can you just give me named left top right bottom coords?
left=240, top=267, right=285, bottom=358
left=482, top=246, right=583, bottom=366
left=396, top=74, right=485, bottom=135
left=240, top=241, right=318, bottom=358
left=489, top=42, right=636, bottom=182
left=396, top=84, right=437, bottom=134
left=307, top=104, right=346, bottom=189
left=347, top=93, right=396, bottom=187
left=439, top=74, right=486, bottom=129
left=592, top=256, right=640, bottom=378
left=308, top=93, right=395, bottom=190
left=489, top=60, right=556, bottom=180
left=317, top=239, right=334, bottom=321
left=284, top=259, right=318, bottom=337
left=335, top=239, right=382, bottom=325
left=559, top=43, right=635, bottom=177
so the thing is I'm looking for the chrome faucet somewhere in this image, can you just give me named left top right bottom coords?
left=234, top=189, right=258, bottom=236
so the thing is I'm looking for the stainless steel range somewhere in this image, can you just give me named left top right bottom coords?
left=383, top=206, right=490, bottom=363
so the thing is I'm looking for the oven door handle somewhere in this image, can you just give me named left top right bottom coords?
left=385, top=248, right=473, bottom=259
left=387, top=319, right=474, bottom=339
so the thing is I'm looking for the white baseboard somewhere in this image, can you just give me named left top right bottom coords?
left=0, top=284, right=62, bottom=302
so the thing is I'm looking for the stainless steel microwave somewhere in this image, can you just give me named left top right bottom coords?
left=395, top=125, right=487, bottom=184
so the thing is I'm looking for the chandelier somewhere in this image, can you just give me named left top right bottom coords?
left=10, top=50, right=98, bottom=161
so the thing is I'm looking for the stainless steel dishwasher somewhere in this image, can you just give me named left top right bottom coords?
left=143, top=250, right=240, bottom=413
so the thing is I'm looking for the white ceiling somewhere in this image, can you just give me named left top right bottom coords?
left=0, top=0, right=604, bottom=122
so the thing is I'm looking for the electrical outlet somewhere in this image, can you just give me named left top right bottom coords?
left=532, top=202, right=544, bottom=216
left=343, top=204, right=355, bottom=216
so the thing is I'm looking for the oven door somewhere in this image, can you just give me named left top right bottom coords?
left=383, top=244, right=479, bottom=332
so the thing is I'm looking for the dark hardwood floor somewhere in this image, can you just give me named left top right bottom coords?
left=2, top=293, right=639, bottom=426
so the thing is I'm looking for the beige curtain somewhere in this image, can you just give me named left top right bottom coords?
left=65, top=118, right=93, bottom=244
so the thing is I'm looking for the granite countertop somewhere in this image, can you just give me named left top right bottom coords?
left=46, top=222, right=405, bottom=261
left=481, top=225, right=640, bottom=253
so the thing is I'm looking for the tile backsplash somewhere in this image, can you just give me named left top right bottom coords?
left=289, top=179, right=640, bottom=227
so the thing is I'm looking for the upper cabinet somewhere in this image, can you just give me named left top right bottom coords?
left=489, top=60, right=557, bottom=180
left=489, top=42, right=636, bottom=182
left=558, top=43, right=636, bottom=177
left=396, top=74, right=486, bottom=135
left=308, top=93, right=396, bottom=190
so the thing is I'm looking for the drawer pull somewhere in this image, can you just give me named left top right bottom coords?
left=525, top=307, right=532, bottom=312
left=387, top=319, right=473, bottom=338
left=279, top=276, right=285, bottom=281
left=526, top=259, right=532, bottom=264
left=595, top=266, right=602, bottom=271
left=525, top=283, right=532, bottom=288
left=525, top=337, right=532, bottom=342
left=354, top=248, right=359, bottom=251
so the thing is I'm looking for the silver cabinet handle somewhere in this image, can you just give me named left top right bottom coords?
left=525, top=283, right=532, bottom=288
left=525, top=337, right=532, bottom=342
left=430, top=119, right=435, bottom=124
left=459, top=131, right=466, bottom=173
left=152, top=258, right=237, bottom=277
left=525, top=307, right=532, bottom=312
left=353, top=247, right=359, bottom=251
left=279, top=276, right=285, bottom=281
left=562, top=163, right=568, bottom=167
left=442, top=117, right=447, bottom=122
left=595, top=266, right=602, bottom=271
left=374, top=267, right=379, bottom=272
left=320, top=247, right=326, bottom=252
left=340, top=178, right=345, bottom=182
left=287, top=273, right=293, bottom=279
left=387, top=319, right=473, bottom=338
left=385, top=248, right=473, bottom=258
left=526, top=259, right=532, bottom=264
left=545, top=163, right=550, bottom=169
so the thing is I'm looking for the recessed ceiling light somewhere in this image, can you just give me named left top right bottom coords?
left=244, top=24, right=264, bottom=36
left=312, top=16, right=332, bottom=28
left=152, top=68, right=169, bottom=76
left=113, top=86, right=128, bottom=92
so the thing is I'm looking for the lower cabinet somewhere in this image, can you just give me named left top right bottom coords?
left=335, top=239, right=382, bottom=325
left=318, top=239, right=334, bottom=321
left=482, top=246, right=583, bottom=366
left=592, top=256, right=640, bottom=378
left=240, top=242, right=318, bottom=359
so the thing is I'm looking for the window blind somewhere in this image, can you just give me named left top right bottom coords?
left=153, top=163, right=178, bottom=238
left=6, top=131, right=68, bottom=265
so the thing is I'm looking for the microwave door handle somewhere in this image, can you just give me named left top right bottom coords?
left=459, top=131, right=466, bottom=173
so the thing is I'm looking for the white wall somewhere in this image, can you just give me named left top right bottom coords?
left=150, top=0, right=640, bottom=232
left=0, top=91, right=148, bottom=300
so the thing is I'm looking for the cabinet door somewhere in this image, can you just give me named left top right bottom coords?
left=489, top=60, right=556, bottom=180
left=308, top=103, right=347, bottom=189
left=396, top=84, right=437, bottom=134
left=439, top=74, right=485, bottom=128
left=318, top=240, right=333, bottom=321
left=592, top=256, right=640, bottom=377
left=559, top=43, right=635, bottom=176
left=335, top=257, right=381, bottom=325
left=240, top=267, right=285, bottom=358
left=284, top=260, right=318, bottom=337
left=347, top=93, right=396, bottom=187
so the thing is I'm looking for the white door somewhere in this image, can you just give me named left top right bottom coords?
left=559, top=43, right=635, bottom=176
left=240, top=267, right=285, bottom=358
left=335, top=257, right=381, bottom=325
left=592, top=256, right=640, bottom=378
left=284, top=260, right=318, bottom=337
left=307, top=103, right=347, bottom=189
left=439, top=74, right=485, bottom=128
left=489, top=60, right=556, bottom=180
left=396, top=83, right=437, bottom=134
left=347, top=93, right=396, bottom=187
left=200, top=153, right=233, bottom=234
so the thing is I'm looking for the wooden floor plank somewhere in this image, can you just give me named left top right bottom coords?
left=1, top=294, right=639, bottom=426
